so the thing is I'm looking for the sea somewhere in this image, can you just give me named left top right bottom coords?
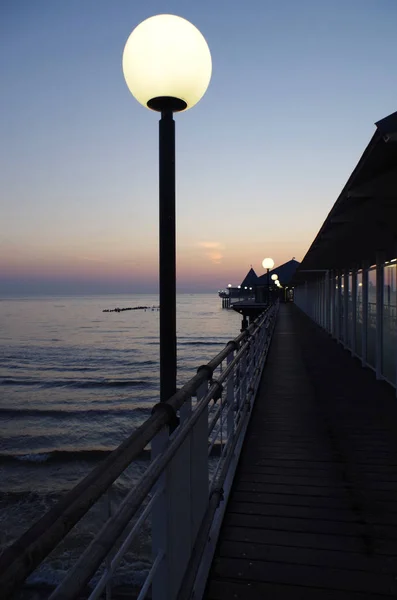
left=0, top=293, right=240, bottom=592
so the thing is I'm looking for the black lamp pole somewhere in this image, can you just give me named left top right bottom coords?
left=159, top=108, right=177, bottom=402
left=267, top=268, right=270, bottom=305
left=150, top=96, right=186, bottom=403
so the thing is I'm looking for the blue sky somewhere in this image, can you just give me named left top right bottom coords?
left=1, top=0, right=396, bottom=294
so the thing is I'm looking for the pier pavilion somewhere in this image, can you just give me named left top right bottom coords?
left=2, top=110, right=397, bottom=600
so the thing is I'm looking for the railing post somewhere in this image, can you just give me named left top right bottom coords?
left=351, top=268, right=357, bottom=356
left=151, top=426, right=171, bottom=600
left=362, top=261, right=369, bottom=367
left=376, top=252, right=384, bottom=380
left=238, top=345, right=247, bottom=414
left=151, top=384, right=209, bottom=600
left=226, top=349, right=235, bottom=439
left=190, top=381, right=209, bottom=551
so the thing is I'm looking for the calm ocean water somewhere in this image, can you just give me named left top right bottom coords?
left=0, top=293, right=240, bottom=589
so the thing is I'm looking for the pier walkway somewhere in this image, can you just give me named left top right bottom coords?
left=205, top=303, right=397, bottom=599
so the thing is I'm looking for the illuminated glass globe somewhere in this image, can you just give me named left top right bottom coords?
left=122, top=14, right=212, bottom=112
left=262, top=257, right=274, bottom=270
left=271, top=274, right=278, bottom=281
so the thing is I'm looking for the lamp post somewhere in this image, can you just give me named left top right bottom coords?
left=262, top=257, right=274, bottom=304
left=123, top=15, right=212, bottom=402
left=271, top=273, right=278, bottom=304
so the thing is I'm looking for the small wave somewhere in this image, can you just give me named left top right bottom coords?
left=17, top=453, right=50, bottom=463
left=0, top=447, right=151, bottom=464
left=0, top=377, right=152, bottom=389
left=0, top=406, right=151, bottom=419
left=178, top=341, right=224, bottom=346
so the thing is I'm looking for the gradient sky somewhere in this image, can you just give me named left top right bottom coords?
left=1, top=0, right=397, bottom=294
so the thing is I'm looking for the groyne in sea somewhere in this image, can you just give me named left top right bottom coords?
left=103, top=306, right=159, bottom=313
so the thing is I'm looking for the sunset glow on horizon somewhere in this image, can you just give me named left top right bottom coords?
left=1, top=0, right=396, bottom=295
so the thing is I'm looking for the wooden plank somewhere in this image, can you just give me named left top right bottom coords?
left=211, top=557, right=397, bottom=595
left=225, top=501, right=358, bottom=522
left=223, top=513, right=368, bottom=537
left=227, top=500, right=397, bottom=528
left=234, top=481, right=348, bottom=498
left=206, top=580, right=390, bottom=600
left=235, top=473, right=346, bottom=488
left=220, top=526, right=364, bottom=552
left=230, top=490, right=352, bottom=509
left=217, top=540, right=397, bottom=573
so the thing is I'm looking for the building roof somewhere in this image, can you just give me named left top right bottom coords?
left=295, top=110, right=397, bottom=278
left=257, top=259, right=300, bottom=285
left=240, top=267, right=259, bottom=288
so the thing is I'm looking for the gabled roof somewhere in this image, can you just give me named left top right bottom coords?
left=240, top=267, right=259, bottom=288
left=257, top=259, right=300, bottom=285
left=295, top=110, right=397, bottom=275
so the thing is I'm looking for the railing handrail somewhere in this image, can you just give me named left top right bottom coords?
left=0, top=306, right=271, bottom=599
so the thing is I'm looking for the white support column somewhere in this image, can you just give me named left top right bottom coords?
left=343, top=269, right=349, bottom=348
left=304, top=280, right=308, bottom=316
left=314, top=281, right=318, bottom=323
left=336, top=271, right=341, bottom=342
left=320, top=277, right=324, bottom=328
left=330, top=270, right=336, bottom=338
left=351, top=268, right=357, bottom=356
left=376, top=252, right=384, bottom=380
left=314, top=280, right=318, bottom=323
left=325, top=270, right=330, bottom=333
left=362, top=262, right=369, bottom=367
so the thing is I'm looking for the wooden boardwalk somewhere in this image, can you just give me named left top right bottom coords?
left=205, top=303, right=397, bottom=599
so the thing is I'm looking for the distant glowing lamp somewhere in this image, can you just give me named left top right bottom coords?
left=228, top=284, right=232, bottom=288
left=262, top=257, right=274, bottom=304
left=262, top=258, right=274, bottom=270
left=271, top=274, right=278, bottom=281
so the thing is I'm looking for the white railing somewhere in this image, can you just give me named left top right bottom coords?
left=294, top=257, right=397, bottom=390
left=0, top=302, right=279, bottom=600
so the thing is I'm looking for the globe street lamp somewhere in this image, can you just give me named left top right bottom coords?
left=262, top=257, right=274, bottom=304
left=271, top=274, right=278, bottom=282
left=123, top=15, right=212, bottom=402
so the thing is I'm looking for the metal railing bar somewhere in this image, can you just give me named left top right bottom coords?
left=88, top=486, right=164, bottom=600
left=105, top=488, right=113, bottom=600
left=136, top=550, right=164, bottom=600
left=207, top=397, right=225, bottom=437
left=208, top=422, right=224, bottom=457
